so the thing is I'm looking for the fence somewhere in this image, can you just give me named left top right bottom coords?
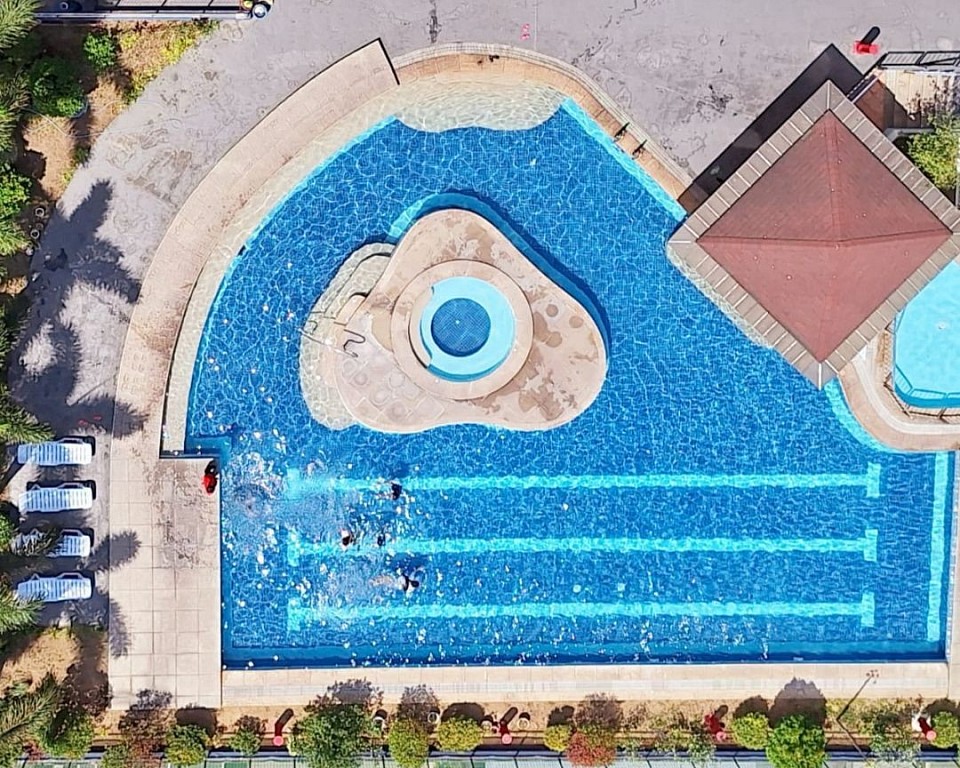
left=17, top=750, right=960, bottom=768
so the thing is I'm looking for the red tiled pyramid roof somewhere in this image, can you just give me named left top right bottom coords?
left=698, top=112, right=951, bottom=361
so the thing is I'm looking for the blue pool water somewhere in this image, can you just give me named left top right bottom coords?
left=187, top=101, right=955, bottom=668
left=895, top=261, right=960, bottom=408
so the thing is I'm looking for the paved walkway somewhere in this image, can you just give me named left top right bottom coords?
left=7, top=0, right=960, bottom=706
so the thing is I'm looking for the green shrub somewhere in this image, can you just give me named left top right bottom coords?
left=387, top=718, right=429, bottom=768
left=228, top=725, right=263, bottom=756
left=0, top=164, right=30, bottom=220
left=82, top=32, right=118, bottom=73
left=765, top=715, right=825, bottom=768
left=164, top=724, right=210, bottom=767
left=932, top=711, right=960, bottom=748
left=904, top=117, right=960, bottom=191
left=40, top=709, right=95, bottom=758
left=29, top=58, right=86, bottom=118
left=652, top=714, right=715, bottom=768
left=730, top=712, right=770, bottom=750
left=868, top=710, right=918, bottom=763
left=566, top=724, right=617, bottom=768
left=0, top=218, right=27, bottom=257
left=436, top=717, right=483, bottom=752
left=291, top=702, right=370, bottom=768
left=543, top=723, right=572, bottom=752
left=100, top=744, right=134, bottom=768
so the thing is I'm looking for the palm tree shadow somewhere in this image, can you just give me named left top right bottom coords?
left=8, top=179, right=145, bottom=438
left=86, top=529, right=140, bottom=573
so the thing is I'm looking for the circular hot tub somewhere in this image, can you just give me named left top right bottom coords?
left=419, top=277, right=516, bottom=381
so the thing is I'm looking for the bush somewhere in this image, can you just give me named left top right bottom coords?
left=164, top=724, right=210, bottom=767
left=0, top=164, right=30, bottom=220
left=436, top=717, right=483, bottom=752
left=100, top=744, right=135, bottom=768
left=730, top=712, right=770, bottom=750
left=39, top=709, right=95, bottom=758
left=652, top=714, right=715, bottom=767
left=0, top=222, right=24, bottom=260
left=932, top=711, right=960, bottom=749
left=387, top=718, right=429, bottom=768
left=765, top=715, right=825, bottom=768
left=228, top=723, right=263, bottom=756
left=543, top=723, right=572, bottom=752
left=291, top=702, right=370, bottom=768
left=904, top=117, right=960, bottom=191
left=868, top=709, right=918, bottom=763
left=82, top=32, right=118, bottom=73
left=566, top=725, right=617, bottom=768
left=29, top=58, right=86, bottom=118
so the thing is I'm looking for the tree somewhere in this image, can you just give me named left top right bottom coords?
left=567, top=725, right=618, bottom=767
left=436, top=717, right=483, bottom=752
left=0, top=675, right=61, bottom=768
left=164, top=724, right=209, bottom=767
left=0, top=386, right=53, bottom=444
left=932, top=711, right=960, bottom=749
left=386, top=718, right=429, bottom=768
left=0, top=583, right=39, bottom=637
left=291, top=701, right=370, bottom=768
left=39, top=708, right=95, bottom=759
left=904, top=117, right=960, bottom=192
left=868, top=709, right=919, bottom=766
left=0, top=0, right=39, bottom=52
left=730, top=712, right=770, bottom=750
left=543, top=723, right=572, bottom=752
left=765, top=715, right=826, bottom=768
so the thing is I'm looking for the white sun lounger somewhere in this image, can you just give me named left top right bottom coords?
left=18, top=483, right=93, bottom=513
left=17, top=438, right=92, bottom=467
left=12, top=529, right=92, bottom=559
left=50, top=530, right=92, bottom=559
left=15, top=573, right=92, bottom=602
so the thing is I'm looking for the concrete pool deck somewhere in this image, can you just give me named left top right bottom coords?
left=10, top=0, right=960, bottom=710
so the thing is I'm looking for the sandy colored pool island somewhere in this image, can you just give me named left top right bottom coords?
left=300, top=209, right=607, bottom=433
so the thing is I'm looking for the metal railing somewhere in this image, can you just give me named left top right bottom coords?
left=35, top=0, right=268, bottom=22
left=18, top=748, right=960, bottom=768
left=875, top=51, right=960, bottom=73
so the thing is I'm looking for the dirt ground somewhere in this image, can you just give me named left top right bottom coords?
left=21, top=23, right=213, bottom=203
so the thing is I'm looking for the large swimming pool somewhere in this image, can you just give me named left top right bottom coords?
left=187, top=101, right=954, bottom=669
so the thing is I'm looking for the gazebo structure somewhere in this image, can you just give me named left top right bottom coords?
left=668, top=81, right=960, bottom=387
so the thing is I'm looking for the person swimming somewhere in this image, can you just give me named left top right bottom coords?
left=339, top=529, right=355, bottom=549
left=390, top=482, right=403, bottom=500
left=398, top=573, right=419, bottom=593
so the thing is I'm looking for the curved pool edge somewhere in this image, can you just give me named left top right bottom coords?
left=164, top=46, right=689, bottom=453
left=109, top=39, right=693, bottom=707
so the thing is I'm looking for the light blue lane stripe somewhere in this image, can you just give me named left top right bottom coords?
left=287, top=593, right=876, bottom=628
left=313, top=464, right=882, bottom=496
left=288, top=531, right=880, bottom=563
left=927, top=453, right=950, bottom=642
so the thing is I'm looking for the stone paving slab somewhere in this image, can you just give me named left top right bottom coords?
left=223, top=661, right=951, bottom=707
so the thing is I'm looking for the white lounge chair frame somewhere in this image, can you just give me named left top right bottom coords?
left=18, top=483, right=93, bottom=513
left=15, top=573, right=92, bottom=602
left=17, top=438, right=92, bottom=467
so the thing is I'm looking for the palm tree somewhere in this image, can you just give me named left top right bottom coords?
left=0, top=221, right=27, bottom=259
left=0, top=674, right=60, bottom=768
left=0, top=0, right=39, bottom=52
left=0, top=386, right=52, bottom=444
left=0, top=584, right=38, bottom=638
left=0, top=71, right=28, bottom=155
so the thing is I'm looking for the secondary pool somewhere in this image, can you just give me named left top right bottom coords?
left=895, top=261, right=960, bottom=408
left=187, top=100, right=955, bottom=668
